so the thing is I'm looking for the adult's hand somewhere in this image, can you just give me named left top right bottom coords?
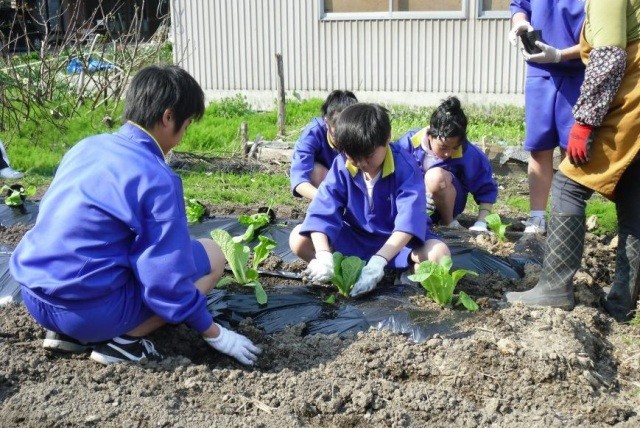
left=523, top=41, right=562, bottom=64
left=302, top=250, right=334, bottom=283
left=508, top=21, right=533, bottom=47
left=567, top=123, right=594, bottom=166
left=204, top=324, right=262, bottom=365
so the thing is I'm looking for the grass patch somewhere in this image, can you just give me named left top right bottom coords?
left=0, top=94, right=616, bottom=235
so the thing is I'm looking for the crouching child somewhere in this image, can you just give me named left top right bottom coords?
left=289, top=103, right=450, bottom=297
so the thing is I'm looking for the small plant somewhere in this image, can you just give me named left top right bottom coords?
left=331, top=252, right=366, bottom=297
left=485, top=213, right=510, bottom=241
left=234, top=211, right=273, bottom=243
left=408, top=256, right=479, bottom=311
left=184, top=198, right=206, bottom=224
left=211, top=229, right=276, bottom=304
left=1, top=184, right=36, bottom=207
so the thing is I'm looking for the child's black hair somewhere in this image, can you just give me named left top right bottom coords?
left=334, top=103, right=391, bottom=159
left=124, top=65, right=205, bottom=133
left=427, top=96, right=468, bottom=140
left=322, top=90, right=358, bottom=128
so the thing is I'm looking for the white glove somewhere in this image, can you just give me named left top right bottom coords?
left=508, top=21, right=533, bottom=47
left=204, top=323, right=262, bottom=365
left=303, top=250, right=334, bottom=283
left=523, top=41, right=562, bottom=63
left=468, top=220, right=489, bottom=233
left=350, top=255, right=387, bottom=297
left=426, top=193, right=436, bottom=213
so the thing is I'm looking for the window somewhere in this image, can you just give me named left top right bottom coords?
left=321, top=0, right=468, bottom=20
left=478, top=0, right=510, bottom=18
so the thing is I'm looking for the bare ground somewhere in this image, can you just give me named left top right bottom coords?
left=1, top=161, right=639, bottom=427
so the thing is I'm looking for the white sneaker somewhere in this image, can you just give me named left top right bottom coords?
left=523, top=216, right=546, bottom=234
left=0, top=167, right=23, bottom=179
left=444, top=219, right=463, bottom=229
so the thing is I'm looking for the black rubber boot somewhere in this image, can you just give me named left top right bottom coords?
left=505, top=214, right=585, bottom=310
left=604, top=234, right=640, bottom=322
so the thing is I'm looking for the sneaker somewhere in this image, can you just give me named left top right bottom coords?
left=43, top=330, right=92, bottom=353
left=443, top=219, right=463, bottom=229
left=0, top=167, right=24, bottom=179
left=523, top=216, right=546, bottom=234
left=90, top=336, right=164, bottom=365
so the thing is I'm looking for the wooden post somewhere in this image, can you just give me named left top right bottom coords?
left=240, top=122, right=249, bottom=157
left=275, top=53, right=286, bottom=138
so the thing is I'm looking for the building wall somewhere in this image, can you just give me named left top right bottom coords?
left=172, top=0, right=525, bottom=107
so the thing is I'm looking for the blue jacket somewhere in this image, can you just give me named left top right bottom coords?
left=510, top=0, right=586, bottom=77
left=10, top=122, right=213, bottom=333
left=395, top=128, right=498, bottom=205
left=300, top=143, right=430, bottom=253
left=290, top=117, right=340, bottom=196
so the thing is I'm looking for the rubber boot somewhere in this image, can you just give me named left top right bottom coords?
left=604, top=233, right=640, bottom=322
left=505, top=214, right=585, bottom=309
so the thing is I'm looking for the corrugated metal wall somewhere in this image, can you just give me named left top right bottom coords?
left=172, top=0, right=525, bottom=102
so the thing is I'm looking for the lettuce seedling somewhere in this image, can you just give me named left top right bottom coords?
left=408, top=256, right=478, bottom=311
left=234, top=211, right=273, bottom=243
left=211, top=229, right=276, bottom=304
left=2, top=184, right=36, bottom=207
left=184, top=198, right=206, bottom=224
left=485, top=213, right=510, bottom=242
left=331, top=252, right=366, bottom=297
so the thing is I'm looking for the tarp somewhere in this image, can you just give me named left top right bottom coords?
left=0, top=207, right=541, bottom=342
left=66, top=57, right=116, bottom=74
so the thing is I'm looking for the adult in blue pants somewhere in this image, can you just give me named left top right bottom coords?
left=10, top=65, right=261, bottom=365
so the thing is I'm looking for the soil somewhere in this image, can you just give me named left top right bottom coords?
left=1, top=160, right=639, bottom=427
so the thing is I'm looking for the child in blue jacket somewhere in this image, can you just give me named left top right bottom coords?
left=289, top=103, right=450, bottom=297
left=10, top=66, right=260, bottom=366
left=395, top=97, right=498, bottom=232
left=290, top=90, right=358, bottom=200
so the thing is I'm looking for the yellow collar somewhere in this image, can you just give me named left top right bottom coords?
left=127, top=120, right=166, bottom=161
left=327, top=131, right=337, bottom=150
left=345, top=145, right=394, bottom=178
left=412, top=127, right=463, bottom=159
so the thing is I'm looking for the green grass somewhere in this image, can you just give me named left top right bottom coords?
left=0, top=94, right=618, bottom=235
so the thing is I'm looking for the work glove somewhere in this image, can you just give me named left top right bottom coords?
left=508, top=21, right=533, bottom=47
left=303, top=250, right=334, bottom=283
left=426, top=193, right=436, bottom=213
left=468, top=220, right=489, bottom=233
left=523, top=41, right=561, bottom=64
left=204, top=323, right=262, bottom=365
left=350, top=255, right=387, bottom=297
left=567, top=123, right=594, bottom=166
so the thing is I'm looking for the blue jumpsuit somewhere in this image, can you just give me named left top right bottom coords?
left=10, top=123, right=213, bottom=342
left=511, top=0, right=586, bottom=151
left=290, top=117, right=339, bottom=196
left=299, top=143, right=437, bottom=269
left=395, top=128, right=498, bottom=220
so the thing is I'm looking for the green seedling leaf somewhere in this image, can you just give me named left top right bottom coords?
left=237, top=212, right=272, bottom=242
left=330, top=252, right=365, bottom=297
left=184, top=198, right=206, bottom=224
left=210, top=229, right=270, bottom=304
left=211, top=229, right=250, bottom=284
left=485, top=213, right=510, bottom=241
left=456, top=291, right=479, bottom=312
left=409, top=256, right=478, bottom=309
left=2, top=184, right=36, bottom=206
left=245, top=281, right=268, bottom=305
left=323, top=294, right=337, bottom=305
left=216, top=276, right=234, bottom=288
left=252, top=235, right=277, bottom=269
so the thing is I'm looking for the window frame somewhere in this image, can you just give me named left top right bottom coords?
left=477, top=0, right=511, bottom=19
left=319, top=0, right=470, bottom=21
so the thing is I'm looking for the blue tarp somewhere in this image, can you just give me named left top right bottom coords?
left=66, top=57, right=116, bottom=74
